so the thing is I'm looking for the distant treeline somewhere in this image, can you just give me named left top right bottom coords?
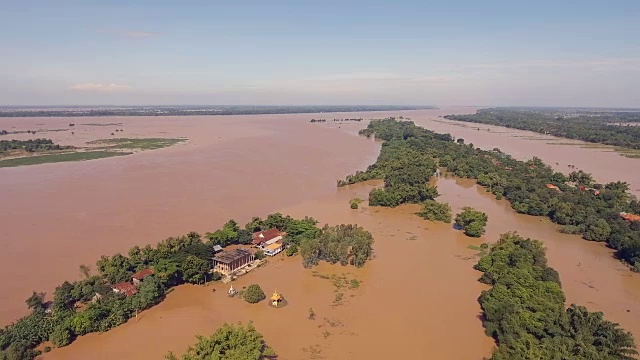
left=445, top=108, right=640, bottom=149
left=340, top=118, right=640, bottom=271
left=342, top=117, right=640, bottom=357
left=0, top=139, right=73, bottom=153
left=0, top=212, right=373, bottom=359
left=309, top=118, right=363, bottom=123
left=0, top=105, right=435, bottom=118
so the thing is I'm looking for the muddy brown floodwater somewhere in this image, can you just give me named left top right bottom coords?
left=2, top=107, right=640, bottom=360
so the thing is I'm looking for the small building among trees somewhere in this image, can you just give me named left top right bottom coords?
left=213, top=248, right=255, bottom=274
left=251, top=228, right=285, bottom=246
left=132, top=269, right=154, bottom=286
left=112, top=282, right=138, bottom=296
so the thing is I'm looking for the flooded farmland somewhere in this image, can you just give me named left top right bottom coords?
left=2, top=107, right=640, bottom=359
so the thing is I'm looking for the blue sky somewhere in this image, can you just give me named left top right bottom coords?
left=1, top=0, right=639, bottom=106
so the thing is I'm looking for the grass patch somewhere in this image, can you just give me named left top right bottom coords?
left=88, top=137, right=186, bottom=150
left=349, top=279, right=360, bottom=289
left=467, top=243, right=489, bottom=257
left=0, top=151, right=131, bottom=168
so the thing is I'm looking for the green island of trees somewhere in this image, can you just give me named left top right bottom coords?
left=0, top=137, right=187, bottom=168
left=0, top=212, right=373, bottom=359
left=454, top=207, right=488, bottom=237
left=445, top=108, right=640, bottom=151
left=417, top=200, right=452, bottom=223
left=339, top=117, right=640, bottom=271
left=165, top=322, right=276, bottom=360
left=299, top=224, right=374, bottom=268
left=476, top=232, right=637, bottom=359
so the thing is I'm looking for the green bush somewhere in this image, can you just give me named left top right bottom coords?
left=243, top=284, right=266, bottom=304
left=50, top=325, right=72, bottom=347
left=285, top=244, right=298, bottom=256
left=165, top=322, right=275, bottom=360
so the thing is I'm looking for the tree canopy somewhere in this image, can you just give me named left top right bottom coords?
left=455, top=207, right=488, bottom=237
left=417, top=200, right=452, bottom=223
left=476, top=232, right=637, bottom=359
left=165, top=322, right=275, bottom=360
left=299, top=224, right=374, bottom=268
left=341, top=117, right=640, bottom=270
left=446, top=108, right=640, bottom=150
left=243, top=285, right=266, bottom=304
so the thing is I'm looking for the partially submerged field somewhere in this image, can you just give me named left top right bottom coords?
left=0, top=118, right=187, bottom=168
left=0, top=151, right=131, bottom=168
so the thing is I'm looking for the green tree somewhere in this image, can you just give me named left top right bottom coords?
left=49, top=325, right=72, bottom=347
left=181, top=255, right=209, bottom=284
left=243, top=285, right=266, bottom=304
left=79, top=264, right=91, bottom=279
left=53, top=281, right=74, bottom=311
left=455, top=207, right=488, bottom=237
left=132, top=276, right=165, bottom=311
left=25, top=292, right=45, bottom=312
left=254, top=249, right=266, bottom=260
left=154, top=259, right=181, bottom=287
left=417, top=200, right=452, bottom=222
left=584, top=218, right=611, bottom=242
left=165, top=322, right=275, bottom=360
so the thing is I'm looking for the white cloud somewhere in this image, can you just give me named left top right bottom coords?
left=68, top=83, right=131, bottom=92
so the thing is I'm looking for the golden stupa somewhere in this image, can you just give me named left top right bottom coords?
left=271, top=289, right=283, bottom=307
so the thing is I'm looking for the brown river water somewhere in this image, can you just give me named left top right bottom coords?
left=1, top=107, right=640, bottom=359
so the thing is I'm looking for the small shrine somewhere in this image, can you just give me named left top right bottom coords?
left=270, top=290, right=283, bottom=307
left=228, top=284, right=237, bottom=297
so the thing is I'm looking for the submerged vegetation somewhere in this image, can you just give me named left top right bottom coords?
left=165, top=322, right=276, bottom=360
left=0, top=139, right=73, bottom=153
left=87, top=137, right=186, bottom=150
left=341, top=117, right=640, bottom=271
left=0, top=151, right=131, bottom=168
left=0, top=137, right=186, bottom=168
left=445, top=108, right=640, bottom=150
left=476, top=232, right=637, bottom=359
left=349, top=197, right=363, bottom=209
left=299, top=224, right=374, bottom=268
left=454, top=207, right=488, bottom=237
left=417, top=200, right=452, bottom=223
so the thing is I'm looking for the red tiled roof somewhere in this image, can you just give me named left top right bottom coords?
left=621, top=212, right=640, bottom=222
left=251, top=228, right=284, bottom=245
left=132, top=268, right=154, bottom=280
left=112, top=282, right=138, bottom=296
left=545, top=183, right=560, bottom=190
